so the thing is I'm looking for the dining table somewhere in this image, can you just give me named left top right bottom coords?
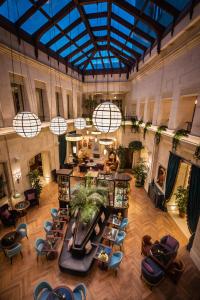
left=47, top=286, right=74, bottom=300
left=103, top=226, right=119, bottom=243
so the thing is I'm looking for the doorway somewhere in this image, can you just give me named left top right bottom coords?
left=167, top=161, right=191, bottom=238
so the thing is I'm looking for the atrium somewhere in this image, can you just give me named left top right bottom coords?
left=0, top=1, right=200, bottom=299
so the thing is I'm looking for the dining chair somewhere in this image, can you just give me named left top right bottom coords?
left=108, top=251, right=123, bottom=276
left=51, top=208, right=59, bottom=220
left=119, top=218, right=128, bottom=231
left=44, top=220, right=53, bottom=235
left=73, top=283, right=87, bottom=300
left=33, top=281, right=53, bottom=300
left=5, top=242, right=23, bottom=264
left=16, top=223, right=28, bottom=239
left=35, top=238, right=46, bottom=261
left=113, top=231, right=126, bottom=250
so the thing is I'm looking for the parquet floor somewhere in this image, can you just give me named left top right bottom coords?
left=0, top=176, right=200, bottom=300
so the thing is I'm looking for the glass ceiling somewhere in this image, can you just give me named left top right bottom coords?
left=0, top=0, right=192, bottom=76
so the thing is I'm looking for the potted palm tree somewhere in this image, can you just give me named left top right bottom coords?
left=132, top=160, right=149, bottom=187
left=70, top=186, right=107, bottom=224
left=174, top=186, right=188, bottom=218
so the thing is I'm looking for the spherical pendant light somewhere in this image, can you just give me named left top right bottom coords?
left=99, top=138, right=114, bottom=145
left=50, top=116, right=67, bottom=135
left=92, top=102, right=122, bottom=133
left=13, top=112, right=41, bottom=138
left=74, top=117, right=86, bottom=130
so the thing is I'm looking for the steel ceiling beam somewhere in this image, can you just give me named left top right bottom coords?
left=150, top=0, right=180, bottom=18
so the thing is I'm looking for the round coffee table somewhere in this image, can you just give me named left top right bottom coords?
left=1, top=231, right=21, bottom=249
left=47, top=286, right=74, bottom=300
left=15, top=200, right=30, bottom=217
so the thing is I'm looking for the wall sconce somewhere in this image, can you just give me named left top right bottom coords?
left=103, top=149, right=107, bottom=156
left=13, top=171, right=21, bottom=184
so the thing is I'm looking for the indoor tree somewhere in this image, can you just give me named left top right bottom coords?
left=174, top=186, right=188, bottom=218
left=28, top=170, right=43, bottom=198
left=70, top=186, right=107, bottom=224
left=132, top=159, right=149, bottom=187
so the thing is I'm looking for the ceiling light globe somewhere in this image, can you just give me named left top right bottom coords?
left=50, top=116, right=67, bottom=135
left=74, top=117, right=86, bottom=130
left=92, top=102, right=121, bottom=133
left=13, top=112, right=41, bottom=138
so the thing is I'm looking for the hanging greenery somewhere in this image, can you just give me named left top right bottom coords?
left=193, top=144, right=200, bottom=160
left=155, top=125, right=168, bottom=145
left=131, top=117, right=143, bottom=133
left=128, top=140, right=144, bottom=152
left=143, top=122, right=152, bottom=139
left=172, top=129, right=189, bottom=151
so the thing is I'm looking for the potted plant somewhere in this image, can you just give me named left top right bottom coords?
left=132, top=160, right=149, bottom=187
left=174, top=186, right=188, bottom=218
left=70, top=186, right=107, bottom=224
left=155, top=125, right=168, bottom=145
left=172, top=129, right=189, bottom=151
left=28, top=170, right=42, bottom=199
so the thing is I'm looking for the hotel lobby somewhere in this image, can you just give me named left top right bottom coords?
left=0, top=1, right=200, bottom=299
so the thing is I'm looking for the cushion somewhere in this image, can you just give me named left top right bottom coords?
left=71, top=222, right=76, bottom=234
left=166, top=236, right=178, bottom=250
left=143, top=261, right=154, bottom=274
left=67, top=237, right=73, bottom=251
left=1, top=209, right=11, bottom=219
left=100, top=212, right=105, bottom=223
left=27, top=193, right=35, bottom=201
left=85, top=240, right=92, bottom=254
left=95, top=223, right=100, bottom=235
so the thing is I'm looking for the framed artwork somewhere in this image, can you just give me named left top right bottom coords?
left=156, top=165, right=166, bottom=189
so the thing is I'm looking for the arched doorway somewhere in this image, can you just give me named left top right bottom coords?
left=29, top=151, right=51, bottom=185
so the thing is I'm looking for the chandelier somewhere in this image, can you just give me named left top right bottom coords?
left=13, top=112, right=41, bottom=138
left=92, top=102, right=122, bottom=133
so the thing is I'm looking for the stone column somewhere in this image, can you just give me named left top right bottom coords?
left=191, top=95, right=200, bottom=137
left=168, top=88, right=180, bottom=130
left=152, top=95, right=160, bottom=125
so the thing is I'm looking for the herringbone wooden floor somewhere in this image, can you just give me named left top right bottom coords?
left=0, top=177, right=200, bottom=300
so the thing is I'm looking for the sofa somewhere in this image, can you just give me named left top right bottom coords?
left=141, top=257, right=165, bottom=289
left=59, top=207, right=109, bottom=275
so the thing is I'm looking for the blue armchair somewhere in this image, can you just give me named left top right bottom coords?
left=119, top=218, right=128, bottom=231
left=141, top=257, right=165, bottom=289
left=51, top=208, right=59, bottom=220
left=33, top=281, right=53, bottom=300
left=113, top=231, right=126, bottom=250
left=44, top=220, right=53, bottom=235
left=108, top=251, right=123, bottom=276
left=35, top=238, right=46, bottom=261
left=73, top=283, right=87, bottom=300
left=16, top=223, right=28, bottom=239
left=5, top=243, right=23, bottom=264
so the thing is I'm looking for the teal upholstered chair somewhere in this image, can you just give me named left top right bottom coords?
left=119, top=218, right=128, bottom=231
left=16, top=223, right=28, bottom=239
left=51, top=208, right=59, bottom=220
left=44, top=220, right=53, bottom=235
left=35, top=238, right=46, bottom=261
left=113, top=231, right=126, bottom=250
left=33, top=281, right=53, bottom=300
left=73, top=283, right=87, bottom=300
left=5, top=242, right=23, bottom=264
left=108, top=251, right=123, bottom=275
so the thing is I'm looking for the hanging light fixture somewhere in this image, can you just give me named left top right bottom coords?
left=65, top=133, right=83, bottom=142
left=74, top=117, right=86, bottom=130
left=13, top=112, right=41, bottom=138
left=50, top=116, right=67, bottom=135
left=92, top=102, right=122, bottom=133
left=99, top=138, right=114, bottom=145
left=91, top=130, right=101, bottom=135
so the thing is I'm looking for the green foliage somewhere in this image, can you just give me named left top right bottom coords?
left=155, top=125, right=168, bottom=145
left=28, top=170, right=42, bottom=197
left=132, top=159, right=149, bottom=187
left=194, top=144, right=200, bottom=160
left=117, top=146, right=127, bottom=169
left=143, top=122, right=152, bottom=139
left=172, top=129, right=189, bottom=151
left=83, top=96, right=98, bottom=118
left=70, top=186, right=107, bottom=223
left=131, top=117, right=140, bottom=133
left=128, top=140, right=143, bottom=152
left=174, top=186, right=188, bottom=213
